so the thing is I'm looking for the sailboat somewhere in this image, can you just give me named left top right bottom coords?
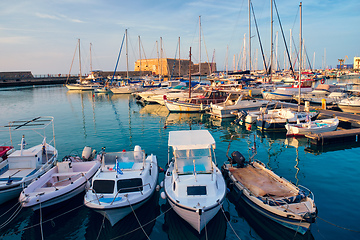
left=66, top=39, right=99, bottom=91
left=110, top=29, right=144, bottom=94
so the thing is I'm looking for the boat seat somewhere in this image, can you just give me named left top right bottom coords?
left=183, top=164, right=206, bottom=173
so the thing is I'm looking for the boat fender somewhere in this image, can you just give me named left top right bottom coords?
left=156, top=185, right=160, bottom=191
left=160, top=192, right=166, bottom=199
left=231, top=151, right=246, bottom=168
left=82, top=146, right=92, bottom=160
left=160, top=181, right=164, bottom=188
left=85, top=181, right=91, bottom=189
left=90, top=149, right=97, bottom=160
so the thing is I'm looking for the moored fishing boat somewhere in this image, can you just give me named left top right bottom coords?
left=285, top=117, right=339, bottom=137
left=162, top=130, right=226, bottom=233
left=19, top=146, right=101, bottom=210
left=84, top=145, right=158, bottom=226
left=222, top=149, right=317, bottom=235
left=0, top=117, right=58, bottom=205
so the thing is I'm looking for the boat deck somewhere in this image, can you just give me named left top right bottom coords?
left=229, top=166, right=298, bottom=198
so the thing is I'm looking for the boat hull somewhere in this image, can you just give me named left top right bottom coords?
left=166, top=192, right=222, bottom=233
left=164, top=100, right=207, bottom=113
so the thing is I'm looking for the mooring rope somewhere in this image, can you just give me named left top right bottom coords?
left=317, top=216, right=360, bottom=233
left=95, top=214, right=106, bottom=240
left=126, top=197, right=150, bottom=240
left=0, top=202, right=22, bottom=229
left=109, top=203, right=174, bottom=240
left=219, top=203, right=241, bottom=240
left=39, top=200, right=44, bottom=240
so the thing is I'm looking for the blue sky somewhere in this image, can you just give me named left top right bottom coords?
left=0, top=0, right=359, bottom=75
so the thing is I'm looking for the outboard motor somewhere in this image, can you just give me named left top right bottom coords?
left=230, top=151, right=246, bottom=168
left=82, top=146, right=92, bottom=161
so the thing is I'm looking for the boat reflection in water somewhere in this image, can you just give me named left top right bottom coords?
left=227, top=190, right=315, bottom=240
left=85, top=191, right=160, bottom=240
left=162, top=203, right=227, bottom=240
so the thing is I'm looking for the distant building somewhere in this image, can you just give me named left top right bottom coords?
left=134, top=58, right=216, bottom=76
left=336, top=64, right=353, bottom=69
left=354, top=57, right=360, bottom=69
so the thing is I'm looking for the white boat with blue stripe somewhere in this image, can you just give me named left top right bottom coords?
left=162, top=130, right=226, bottom=233
left=84, top=145, right=158, bottom=226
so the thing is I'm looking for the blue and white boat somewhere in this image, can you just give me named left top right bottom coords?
left=84, top=145, right=158, bottom=226
left=222, top=150, right=317, bottom=235
left=0, top=117, right=58, bottom=205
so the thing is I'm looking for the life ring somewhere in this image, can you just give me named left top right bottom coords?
left=320, top=78, right=325, bottom=84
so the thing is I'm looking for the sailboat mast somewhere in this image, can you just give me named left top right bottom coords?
left=139, top=36, right=141, bottom=78
left=270, top=0, right=273, bottom=80
left=126, top=29, right=129, bottom=79
left=249, top=0, right=251, bottom=71
left=298, top=2, right=302, bottom=112
left=189, top=47, right=192, bottom=98
left=179, top=37, right=181, bottom=77
left=90, top=43, right=92, bottom=73
left=78, top=39, right=82, bottom=82
left=199, top=15, right=201, bottom=77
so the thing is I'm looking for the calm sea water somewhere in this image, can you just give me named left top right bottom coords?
left=0, top=82, right=360, bottom=240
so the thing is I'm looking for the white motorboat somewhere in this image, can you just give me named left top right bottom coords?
left=19, top=146, right=101, bottom=210
left=209, top=93, right=276, bottom=118
left=262, top=79, right=313, bottom=101
left=162, top=130, right=226, bottom=233
left=256, top=108, right=319, bottom=131
left=337, top=96, right=360, bottom=114
left=84, top=145, right=158, bottom=226
left=222, top=150, right=317, bottom=235
left=0, top=117, right=58, bottom=205
left=285, top=117, right=339, bottom=137
left=110, top=83, right=144, bottom=94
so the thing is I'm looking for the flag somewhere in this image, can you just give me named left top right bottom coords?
left=116, top=157, right=123, bottom=175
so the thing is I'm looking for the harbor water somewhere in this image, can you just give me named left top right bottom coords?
left=0, top=83, right=360, bottom=240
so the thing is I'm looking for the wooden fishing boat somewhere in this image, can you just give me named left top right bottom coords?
left=222, top=150, right=317, bottom=235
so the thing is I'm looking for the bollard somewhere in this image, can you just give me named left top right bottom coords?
left=305, top=101, right=310, bottom=112
left=321, top=98, right=326, bottom=110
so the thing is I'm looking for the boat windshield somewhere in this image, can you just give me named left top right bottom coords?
left=174, top=148, right=212, bottom=174
left=103, top=151, right=145, bottom=170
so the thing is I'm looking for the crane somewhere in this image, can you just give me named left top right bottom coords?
left=338, top=55, right=348, bottom=69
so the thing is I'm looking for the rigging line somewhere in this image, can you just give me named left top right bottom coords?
left=251, top=2, right=268, bottom=73
left=317, top=216, right=360, bottom=233
left=126, top=197, right=150, bottom=240
left=273, top=0, right=295, bottom=76
left=219, top=203, right=242, bottom=240
left=303, top=44, right=313, bottom=70
left=95, top=214, right=106, bottom=240
left=111, top=31, right=126, bottom=84
left=66, top=41, right=78, bottom=84
left=201, top=28, right=212, bottom=74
